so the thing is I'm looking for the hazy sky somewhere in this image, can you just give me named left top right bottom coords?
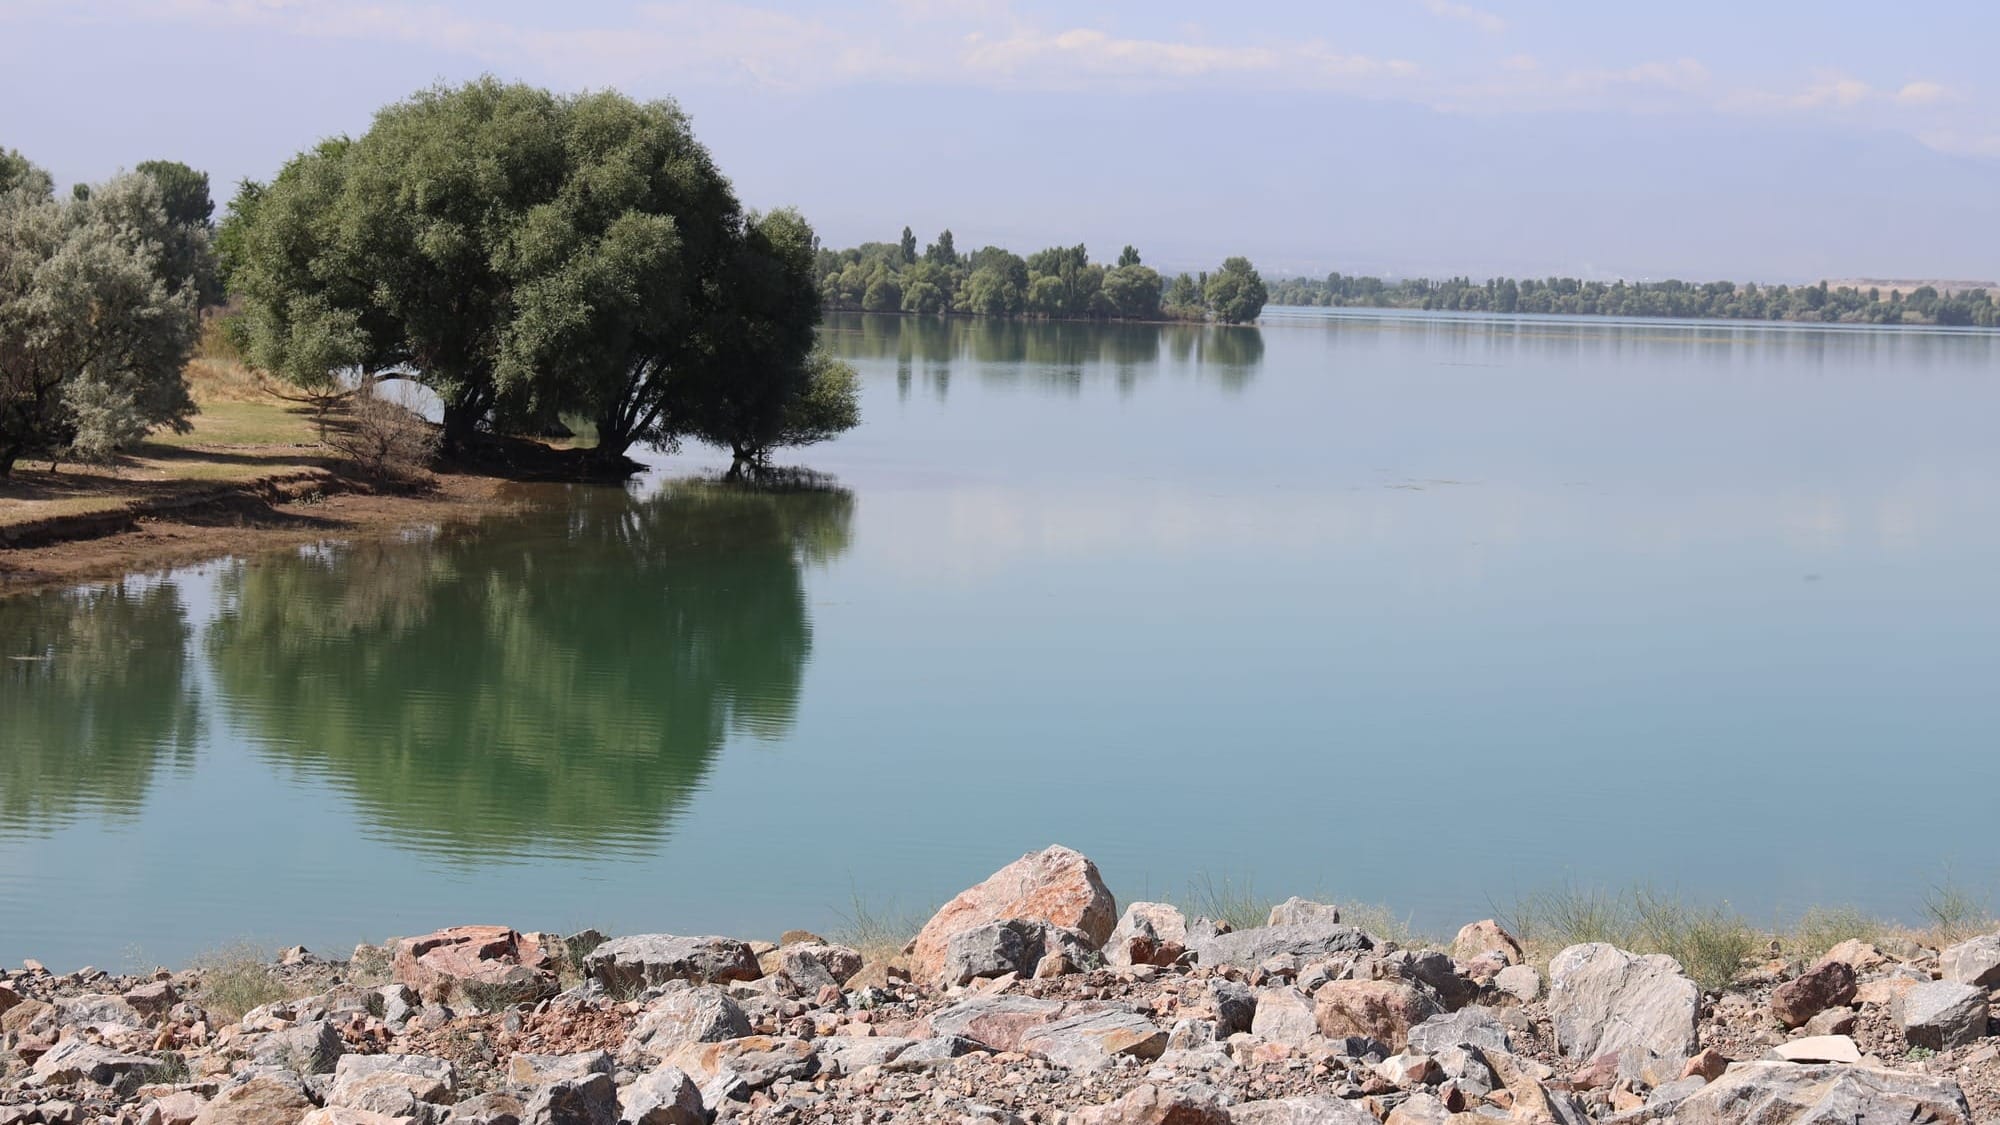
left=3, top=0, right=1996, bottom=281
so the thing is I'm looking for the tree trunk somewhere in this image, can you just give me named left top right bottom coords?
left=440, top=396, right=484, bottom=455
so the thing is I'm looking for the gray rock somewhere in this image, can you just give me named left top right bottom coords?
left=880, top=1035, right=981, bottom=1071
left=1407, top=1006, right=1512, bottom=1054
left=621, top=987, right=750, bottom=1062
left=925, top=994, right=1065, bottom=1052
left=1772, top=1035, right=1862, bottom=1064
left=1939, top=933, right=2000, bottom=988
left=1209, top=979, right=1257, bottom=1036
left=775, top=942, right=863, bottom=991
left=328, top=1052, right=456, bottom=1114
left=1233, top=1095, right=1377, bottom=1125
left=1492, top=964, right=1540, bottom=1002
left=1547, top=944, right=1698, bottom=1061
left=1381, top=950, right=1477, bottom=1010
left=943, top=919, right=1047, bottom=984
left=52, top=994, right=142, bottom=1031
left=372, top=984, right=420, bottom=1024
left=1106, top=902, right=1192, bottom=968
left=29, top=1038, right=156, bottom=1088
left=247, top=1019, right=345, bottom=1074
left=619, top=1065, right=703, bottom=1125
left=524, top=1071, right=618, bottom=1125
left=1432, top=1045, right=1495, bottom=1096
left=583, top=935, right=761, bottom=991
left=1193, top=923, right=1374, bottom=969
left=1018, top=1007, right=1169, bottom=1070
left=1250, top=987, right=1319, bottom=1047
left=1893, top=980, right=1989, bottom=1050
left=1672, top=1062, right=1973, bottom=1125
left=509, top=1052, right=613, bottom=1087
left=449, top=1091, right=527, bottom=1125
left=1167, top=1019, right=1220, bottom=1050
left=1267, top=898, right=1342, bottom=928
left=812, top=1035, right=925, bottom=1075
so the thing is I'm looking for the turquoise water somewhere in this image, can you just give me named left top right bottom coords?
left=4, top=309, right=1998, bottom=969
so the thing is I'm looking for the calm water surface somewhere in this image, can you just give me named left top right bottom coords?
left=5, top=309, right=2000, bottom=968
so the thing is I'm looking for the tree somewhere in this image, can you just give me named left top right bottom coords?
left=1100, top=264, right=1162, bottom=320
left=899, top=226, right=918, bottom=265
left=1204, top=257, right=1268, bottom=324
left=679, top=209, right=861, bottom=466
left=0, top=163, right=199, bottom=475
left=1117, top=245, right=1141, bottom=268
left=924, top=229, right=958, bottom=267
left=0, top=148, right=51, bottom=197
left=131, top=160, right=221, bottom=306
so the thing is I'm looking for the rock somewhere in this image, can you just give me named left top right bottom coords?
left=943, top=919, right=1049, bottom=985
left=1250, top=986, right=1319, bottom=1046
left=190, top=1074, right=315, bottom=1125
left=775, top=942, right=863, bottom=990
left=450, top=1091, right=526, bottom=1125
left=372, top=984, right=419, bottom=1024
left=1209, top=979, right=1257, bottom=1036
left=1433, top=1044, right=1495, bottom=1095
left=1493, top=964, right=1541, bottom=1003
left=924, top=994, right=1066, bottom=1052
left=392, top=926, right=557, bottom=1006
left=507, top=1052, right=613, bottom=1087
left=1773, top=1035, right=1862, bottom=1064
left=1313, top=979, right=1442, bottom=1051
left=1546, top=944, right=1698, bottom=1061
left=248, top=1018, right=346, bottom=1074
left=813, top=1036, right=929, bottom=1075
left=300, top=1110, right=409, bottom=1125
left=619, top=1065, right=703, bottom=1125
left=1893, top=980, right=1989, bottom=1051
left=1107, top=903, right=1192, bottom=968
left=1379, top=949, right=1477, bottom=1010
left=125, top=981, right=179, bottom=1019
left=1193, top=923, right=1374, bottom=970
left=1819, top=939, right=1891, bottom=973
left=667, top=1036, right=816, bottom=1089
left=1407, top=1006, right=1511, bottom=1054
left=1018, top=1007, right=1169, bottom=1070
left=1077, top=1083, right=1230, bottom=1125
left=1803, top=1006, right=1857, bottom=1037
left=1234, top=1095, right=1379, bottom=1124
left=328, top=1054, right=456, bottom=1112
left=0, top=982, right=19, bottom=1015
left=1770, top=960, right=1857, bottom=1029
left=1672, top=1062, right=1973, bottom=1125
left=31, top=1038, right=158, bottom=1087
left=142, top=1091, right=210, bottom=1125
left=1268, top=898, right=1343, bottom=928
left=54, top=993, right=143, bottom=1029
left=1452, top=921, right=1524, bottom=967
left=1940, top=933, right=2000, bottom=988
left=1384, top=1092, right=1453, bottom=1125
left=1681, top=1047, right=1730, bottom=1081
left=622, top=986, right=751, bottom=1062
left=1485, top=1048, right=1592, bottom=1125
left=523, top=1071, right=618, bottom=1125
left=583, top=935, right=761, bottom=991
left=911, top=845, right=1118, bottom=982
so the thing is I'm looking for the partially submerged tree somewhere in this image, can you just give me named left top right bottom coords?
left=0, top=160, right=199, bottom=475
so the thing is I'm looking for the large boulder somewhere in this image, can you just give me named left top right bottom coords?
left=1893, top=980, right=1989, bottom=1051
left=621, top=986, right=751, bottom=1062
left=1192, top=922, right=1373, bottom=969
left=1250, top=986, right=1319, bottom=1046
left=1771, top=958, right=1857, bottom=1029
left=911, top=845, right=1117, bottom=982
left=328, top=1053, right=456, bottom=1116
left=392, top=925, right=557, bottom=1006
left=775, top=942, right=863, bottom=991
left=30, top=1038, right=157, bottom=1087
left=1546, top=943, right=1698, bottom=1061
left=522, top=1071, right=618, bottom=1125
left=1267, top=898, right=1342, bottom=927
left=1106, top=902, right=1192, bottom=968
left=923, top=994, right=1066, bottom=1052
left=583, top=935, right=760, bottom=991
left=1673, top=1062, right=1973, bottom=1125
left=1078, top=1083, right=1230, bottom=1125
left=1312, top=979, right=1442, bottom=1051
left=1407, top=1006, right=1511, bottom=1054
left=1940, top=932, right=2000, bottom=988
left=942, top=918, right=1049, bottom=985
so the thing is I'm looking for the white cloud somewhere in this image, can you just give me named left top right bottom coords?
left=960, top=27, right=1282, bottom=81
left=1896, top=81, right=1947, bottom=106
left=1418, top=0, right=1507, bottom=35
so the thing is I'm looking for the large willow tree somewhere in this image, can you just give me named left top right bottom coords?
left=226, top=79, right=858, bottom=464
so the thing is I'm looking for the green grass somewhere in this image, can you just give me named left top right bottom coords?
left=829, top=889, right=932, bottom=964
left=191, top=943, right=295, bottom=1021
left=1498, top=884, right=1758, bottom=992
left=1782, top=906, right=1893, bottom=962
left=1175, top=874, right=1278, bottom=932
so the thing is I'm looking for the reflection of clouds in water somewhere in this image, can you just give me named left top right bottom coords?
left=860, top=475, right=1991, bottom=589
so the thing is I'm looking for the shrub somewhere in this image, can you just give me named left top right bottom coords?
left=328, top=383, right=438, bottom=482
left=192, top=944, right=291, bottom=1020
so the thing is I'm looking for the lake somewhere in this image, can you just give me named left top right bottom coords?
left=5, top=309, right=1999, bottom=970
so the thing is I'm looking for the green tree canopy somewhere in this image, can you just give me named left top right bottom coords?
left=0, top=161, right=200, bottom=474
left=1204, top=256, right=1269, bottom=324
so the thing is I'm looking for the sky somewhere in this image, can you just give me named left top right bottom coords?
left=2, top=0, right=1996, bottom=282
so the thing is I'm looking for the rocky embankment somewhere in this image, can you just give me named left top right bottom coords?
left=4, top=846, right=1998, bottom=1125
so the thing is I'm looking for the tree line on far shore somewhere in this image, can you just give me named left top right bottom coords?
left=1267, top=273, right=2000, bottom=327
left=814, top=230, right=1269, bottom=325
left=0, top=79, right=863, bottom=478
